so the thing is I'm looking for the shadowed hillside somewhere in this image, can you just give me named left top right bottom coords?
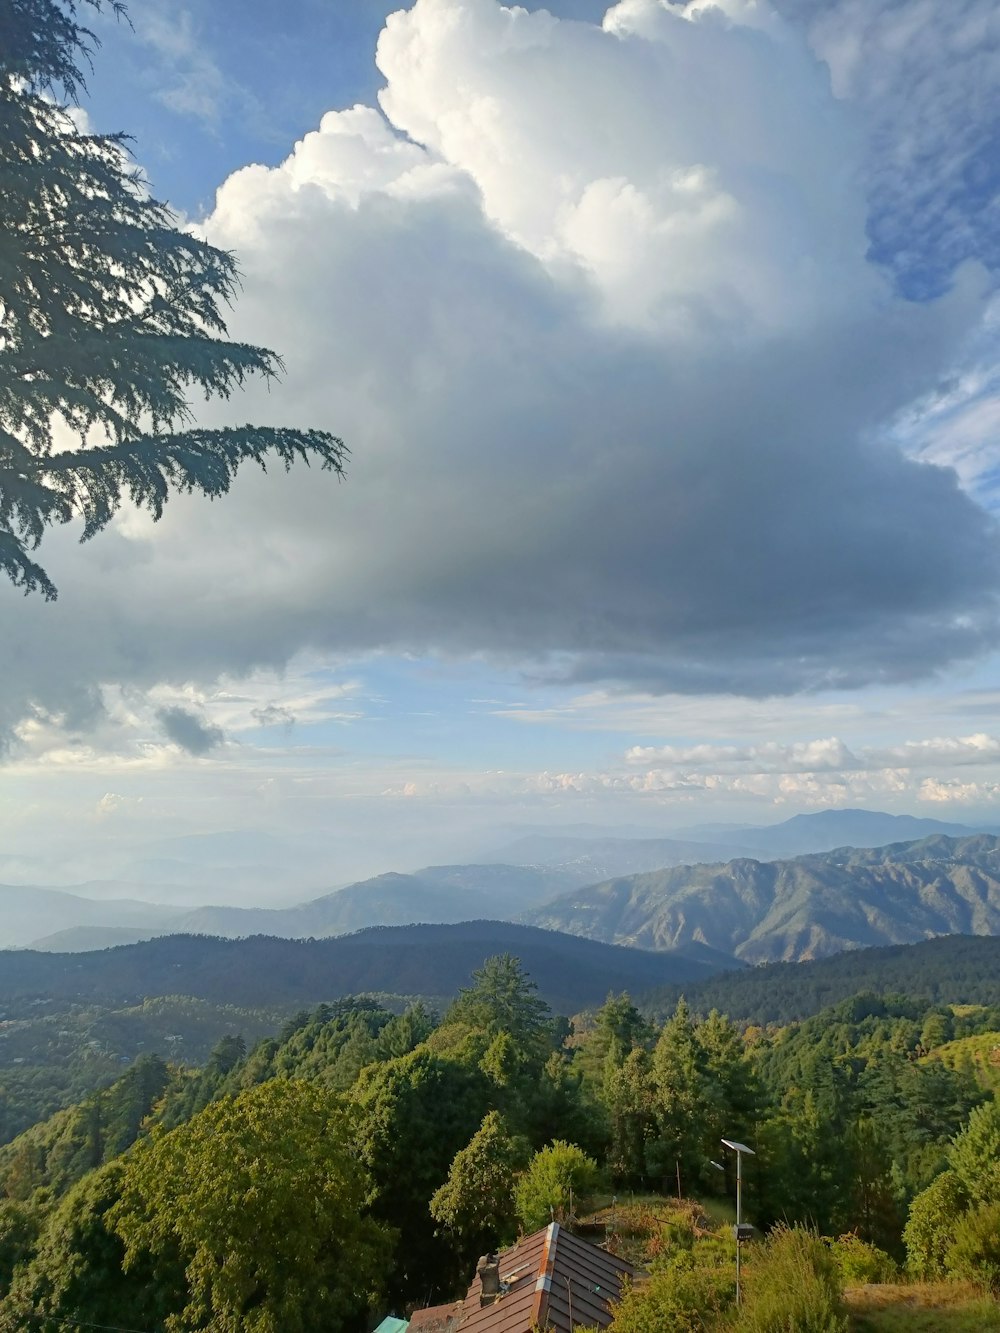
left=0, top=921, right=734, bottom=1016
left=647, top=933, right=1000, bottom=1025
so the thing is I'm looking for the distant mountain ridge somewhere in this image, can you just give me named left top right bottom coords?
left=525, top=833, right=1000, bottom=963
left=0, top=884, right=182, bottom=949
left=0, top=922, right=735, bottom=1016
left=484, top=834, right=758, bottom=879
left=25, top=864, right=581, bottom=951
left=10, top=810, right=1000, bottom=955
left=712, top=809, right=988, bottom=859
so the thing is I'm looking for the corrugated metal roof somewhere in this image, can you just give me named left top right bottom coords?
left=413, top=1224, right=634, bottom=1333
left=374, top=1316, right=411, bottom=1333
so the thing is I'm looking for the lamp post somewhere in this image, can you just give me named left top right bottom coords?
left=721, top=1138, right=755, bottom=1306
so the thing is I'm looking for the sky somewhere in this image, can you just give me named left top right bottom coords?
left=5, top=0, right=1000, bottom=897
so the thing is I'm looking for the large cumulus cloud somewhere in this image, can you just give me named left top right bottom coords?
left=2, top=0, right=1000, bottom=747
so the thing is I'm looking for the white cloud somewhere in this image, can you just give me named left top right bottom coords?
left=626, top=731, right=1000, bottom=774
left=3, top=0, right=1000, bottom=764
left=627, top=737, right=860, bottom=771
left=376, top=0, right=878, bottom=332
left=918, top=776, right=1000, bottom=804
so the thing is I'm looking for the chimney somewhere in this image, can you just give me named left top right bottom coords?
left=477, top=1254, right=501, bottom=1306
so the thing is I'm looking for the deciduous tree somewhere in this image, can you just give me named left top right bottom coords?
left=514, top=1140, right=597, bottom=1233
left=0, top=1160, right=182, bottom=1332
left=109, top=1079, right=388, bottom=1333
left=353, top=1047, right=490, bottom=1298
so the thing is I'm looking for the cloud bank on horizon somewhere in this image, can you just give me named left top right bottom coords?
left=4, top=0, right=1000, bottom=755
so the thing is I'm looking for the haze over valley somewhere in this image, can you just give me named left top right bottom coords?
left=7, top=810, right=1000, bottom=964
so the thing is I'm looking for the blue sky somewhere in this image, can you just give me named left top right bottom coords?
left=4, top=0, right=1000, bottom=895
left=84, top=0, right=608, bottom=217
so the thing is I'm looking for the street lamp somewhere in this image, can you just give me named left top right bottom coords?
left=721, top=1138, right=755, bottom=1306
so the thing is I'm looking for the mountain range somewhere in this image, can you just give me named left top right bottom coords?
left=526, top=833, right=1000, bottom=962
left=673, top=808, right=989, bottom=859
left=18, top=864, right=580, bottom=952
left=6, top=809, right=1000, bottom=957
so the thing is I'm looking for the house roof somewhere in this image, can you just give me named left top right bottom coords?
left=408, top=1302, right=464, bottom=1333
left=374, top=1318, right=411, bottom=1333
left=417, top=1224, right=634, bottom=1333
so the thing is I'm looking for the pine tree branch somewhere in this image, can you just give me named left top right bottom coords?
left=0, top=526, right=57, bottom=599
left=42, top=426, right=348, bottom=538
left=0, top=4, right=350, bottom=602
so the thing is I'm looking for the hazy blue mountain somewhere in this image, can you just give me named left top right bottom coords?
left=525, top=833, right=1000, bottom=963
left=485, top=834, right=757, bottom=880
left=691, top=808, right=985, bottom=860
left=18, top=864, right=588, bottom=952
left=176, top=872, right=485, bottom=939
left=0, top=885, right=182, bottom=949
left=29, top=925, right=176, bottom=952
left=413, top=862, right=579, bottom=909
left=32, top=879, right=200, bottom=905
left=489, top=810, right=989, bottom=875
left=168, top=864, right=574, bottom=940
left=0, top=922, right=735, bottom=1015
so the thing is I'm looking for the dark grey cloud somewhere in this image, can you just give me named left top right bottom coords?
left=251, top=703, right=296, bottom=728
left=156, top=706, right=224, bottom=755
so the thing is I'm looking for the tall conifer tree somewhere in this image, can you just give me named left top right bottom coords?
left=0, top=0, right=346, bottom=598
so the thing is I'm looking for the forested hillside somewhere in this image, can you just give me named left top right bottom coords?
left=653, top=934, right=1000, bottom=1025
left=0, top=954, right=997, bottom=1330
left=0, top=922, right=724, bottom=1014
left=528, top=834, right=1000, bottom=961
left=0, top=995, right=292, bottom=1145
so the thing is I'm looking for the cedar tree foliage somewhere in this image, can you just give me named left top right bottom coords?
left=0, top=0, right=346, bottom=599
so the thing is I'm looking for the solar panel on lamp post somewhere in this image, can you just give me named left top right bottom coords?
left=721, top=1138, right=755, bottom=1307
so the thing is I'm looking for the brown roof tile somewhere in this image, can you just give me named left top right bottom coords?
left=408, top=1301, right=465, bottom=1333
left=415, top=1224, right=634, bottom=1333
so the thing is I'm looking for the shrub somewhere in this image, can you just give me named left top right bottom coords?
left=513, top=1141, right=598, bottom=1233
left=736, top=1225, right=847, bottom=1333
left=828, top=1234, right=897, bottom=1286
left=609, top=1248, right=734, bottom=1333
left=946, top=1202, right=1000, bottom=1296
left=947, top=1100, right=1000, bottom=1207
left=904, top=1170, right=969, bottom=1279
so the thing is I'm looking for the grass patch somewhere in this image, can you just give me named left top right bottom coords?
left=846, top=1281, right=1000, bottom=1331
left=924, top=1031, right=1000, bottom=1092
left=579, top=1192, right=726, bottom=1267
left=695, top=1195, right=737, bottom=1227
